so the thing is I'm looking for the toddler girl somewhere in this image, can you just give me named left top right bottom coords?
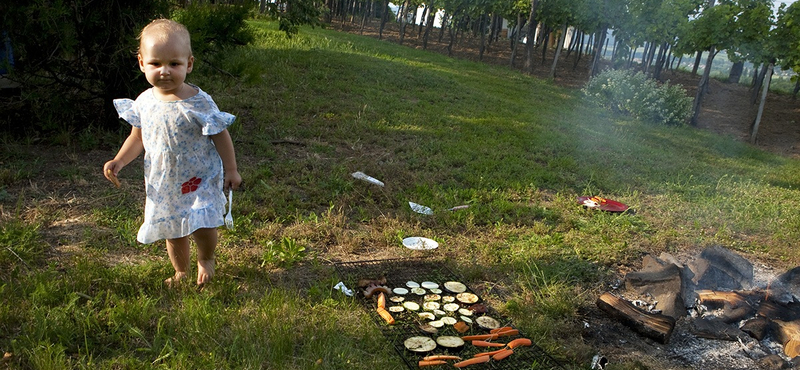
left=104, top=19, right=241, bottom=287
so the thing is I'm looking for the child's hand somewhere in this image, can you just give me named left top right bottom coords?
left=224, top=170, right=242, bottom=191
left=103, top=160, right=124, bottom=188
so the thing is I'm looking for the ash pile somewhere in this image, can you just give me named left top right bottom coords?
left=595, top=246, right=800, bottom=370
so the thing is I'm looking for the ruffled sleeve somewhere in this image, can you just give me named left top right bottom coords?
left=198, top=110, right=236, bottom=136
left=113, top=98, right=141, bottom=128
left=180, top=90, right=236, bottom=136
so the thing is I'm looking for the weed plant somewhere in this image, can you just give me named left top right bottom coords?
left=2, top=19, right=800, bottom=369
left=583, top=69, right=693, bottom=126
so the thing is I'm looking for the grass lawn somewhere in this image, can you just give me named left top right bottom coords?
left=2, top=19, right=800, bottom=369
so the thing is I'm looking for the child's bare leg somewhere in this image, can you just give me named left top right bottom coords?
left=165, top=236, right=191, bottom=286
left=192, top=227, right=218, bottom=286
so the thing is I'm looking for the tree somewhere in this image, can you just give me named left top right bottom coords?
left=771, top=1, right=800, bottom=98
left=261, top=0, right=324, bottom=36
left=1, top=0, right=171, bottom=133
left=751, top=1, right=799, bottom=142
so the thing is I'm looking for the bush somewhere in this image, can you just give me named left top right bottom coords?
left=172, top=3, right=255, bottom=60
left=583, top=69, right=693, bottom=126
left=0, top=1, right=255, bottom=141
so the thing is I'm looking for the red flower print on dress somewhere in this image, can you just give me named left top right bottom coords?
left=181, top=177, right=202, bottom=194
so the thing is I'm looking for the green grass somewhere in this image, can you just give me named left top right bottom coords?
left=2, top=19, right=800, bottom=369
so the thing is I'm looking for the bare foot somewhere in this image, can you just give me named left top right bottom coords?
left=197, top=259, right=215, bottom=286
left=165, top=271, right=187, bottom=288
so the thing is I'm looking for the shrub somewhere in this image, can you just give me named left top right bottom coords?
left=0, top=0, right=172, bottom=136
left=172, top=3, right=255, bottom=60
left=0, top=1, right=255, bottom=141
left=583, top=69, right=693, bottom=126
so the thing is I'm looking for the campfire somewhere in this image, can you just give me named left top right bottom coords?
left=597, top=246, right=800, bottom=368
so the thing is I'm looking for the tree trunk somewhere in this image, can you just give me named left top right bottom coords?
left=751, top=64, right=768, bottom=105
left=418, top=5, right=428, bottom=37
left=690, top=46, right=716, bottom=126
left=438, top=12, right=448, bottom=42
left=379, top=0, right=389, bottom=39
left=572, top=30, right=584, bottom=70
left=652, top=42, right=668, bottom=80
left=549, top=23, right=567, bottom=79
left=422, top=5, right=435, bottom=49
left=524, top=0, right=538, bottom=74
left=479, top=14, right=487, bottom=61
left=589, top=28, right=607, bottom=77
left=728, top=61, right=744, bottom=83
left=509, top=13, right=524, bottom=67
left=447, top=16, right=457, bottom=56
left=566, top=28, right=578, bottom=58
left=540, top=26, right=551, bottom=64
left=793, top=78, right=800, bottom=100
left=750, top=62, right=774, bottom=144
left=692, top=51, right=702, bottom=75
left=398, top=0, right=408, bottom=45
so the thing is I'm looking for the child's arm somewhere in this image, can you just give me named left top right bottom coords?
left=103, top=127, right=144, bottom=183
left=211, top=129, right=242, bottom=190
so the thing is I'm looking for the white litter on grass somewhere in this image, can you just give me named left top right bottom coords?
left=351, top=171, right=384, bottom=187
left=333, top=281, right=354, bottom=296
left=408, top=201, right=434, bottom=215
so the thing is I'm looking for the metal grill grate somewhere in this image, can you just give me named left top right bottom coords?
left=334, top=257, right=567, bottom=369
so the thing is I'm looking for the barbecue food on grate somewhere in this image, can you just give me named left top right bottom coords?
left=476, top=315, right=501, bottom=330
left=443, top=303, right=460, bottom=312
left=421, top=281, right=439, bottom=289
left=435, top=335, right=465, bottom=349
left=404, top=336, right=436, bottom=352
left=506, top=338, right=532, bottom=349
left=388, top=305, right=404, bottom=312
left=472, top=340, right=505, bottom=347
left=406, top=281, right=420, bottom=288
left=423, top=301, right=440, bottom=311
left=453, top=321, right=470, bottom=333
left=441, top=317, right=457, bottom=325
left=376, top=307, right=395, bottom=324
left=454, top=356, right=490, bottom=367
left=363, top=285, right=390, bottom=298
left=392, top=287, right=408, bottom=295
left=419, top=323, right=438, bottom=334
left=403, top=301, right=420, bottom=311
left=456, top=292, right=479, bottom=304
left=357, top=277, right=387, bottom=288
left=468, top=303, right=487, bottom=314
left=443, top=281, right=467, bottom=293
left=423, top=355, right=462, bottom=361
left=389, top=296, right=405, bottom=303
left=492, top=348, right=514, bottom=361
left=377, top=292, right=386, bottom=309
left=418, top=312, right=435, bottom=320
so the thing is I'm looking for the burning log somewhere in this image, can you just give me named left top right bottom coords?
left=596, top=292, right=676, bottom=344
left=771, top=320, right=800, bottom=358
left=696, top=290, right=755, bottom=323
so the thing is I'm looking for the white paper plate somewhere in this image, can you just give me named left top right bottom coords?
left=402, top=237, right=439, bottom=250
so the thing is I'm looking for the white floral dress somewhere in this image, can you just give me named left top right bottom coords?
left=114, top=85, right=235, bottom=244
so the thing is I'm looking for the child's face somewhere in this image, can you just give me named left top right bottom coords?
left=138, top=34, right=194, bottom=99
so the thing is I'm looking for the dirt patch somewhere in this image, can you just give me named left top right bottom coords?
left=331, top=19, right=800, bottom=158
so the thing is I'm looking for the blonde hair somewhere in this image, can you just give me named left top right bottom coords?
left=138, top=19, right=192, bottom=56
